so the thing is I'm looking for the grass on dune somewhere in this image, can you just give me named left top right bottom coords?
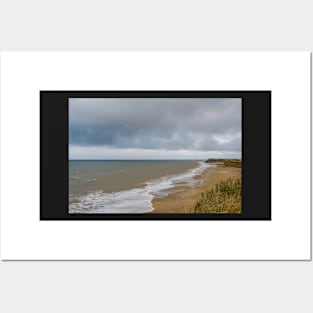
left=194, top=177, right=241, bottom=214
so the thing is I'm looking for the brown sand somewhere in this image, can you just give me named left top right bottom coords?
left=151, top=164, right=241, bottom=214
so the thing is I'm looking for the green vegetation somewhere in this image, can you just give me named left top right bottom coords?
left=195, top=178, right=241, bottom=214
left=205, top=159, right=242, bottom=168
left=204, top=158, right=226, bottom=163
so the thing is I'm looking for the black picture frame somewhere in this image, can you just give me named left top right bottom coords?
left=40, top=91, right=271, bottom=220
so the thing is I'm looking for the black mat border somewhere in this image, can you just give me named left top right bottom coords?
left=40, top=91, right=271, bottom=220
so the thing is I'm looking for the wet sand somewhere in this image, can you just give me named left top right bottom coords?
left=151, top=164, right=241, bottom=213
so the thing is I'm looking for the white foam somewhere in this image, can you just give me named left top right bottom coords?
left=69, top=188, right=153, bottom=214
left=146, top=161, right=214, bottom=197
left=69, top=161, right=215, bottom=214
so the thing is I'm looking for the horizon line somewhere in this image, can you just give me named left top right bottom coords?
left=68, top=158, right=241, bottom=161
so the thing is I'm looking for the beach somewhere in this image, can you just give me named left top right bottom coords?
left=69, top=160, right=241, bottom=214
left=151, top=163, right=241, bottom=213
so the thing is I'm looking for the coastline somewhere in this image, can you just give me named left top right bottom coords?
left=151, top=163, right=241, bottom=213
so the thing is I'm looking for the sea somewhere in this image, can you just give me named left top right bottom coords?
left=69, top=160, right=215, bottom=214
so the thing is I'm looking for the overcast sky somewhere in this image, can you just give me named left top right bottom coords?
left=69, top=98, right=241, bottom=160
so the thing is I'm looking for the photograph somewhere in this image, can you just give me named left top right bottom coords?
left=69, top=98, right=242, bottom=214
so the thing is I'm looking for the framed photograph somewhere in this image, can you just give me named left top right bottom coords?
left=41, top=91, right=271, bottom=220
left=0, top=52, right=310, bottom=260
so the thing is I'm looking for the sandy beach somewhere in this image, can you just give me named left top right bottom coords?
left=151, top=163, right=241, bottom=213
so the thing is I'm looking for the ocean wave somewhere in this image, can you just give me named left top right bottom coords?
left=70, top=176, right=81, bottom=179
left=69, top=161, right=215, bottom=214
left=69, top=188, right=153, bottom=214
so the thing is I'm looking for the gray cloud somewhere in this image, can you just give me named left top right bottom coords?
left=69, top=98, right=241, bottom=158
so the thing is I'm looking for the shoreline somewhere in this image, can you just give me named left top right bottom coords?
left=150, top=163, right=241, bottom=213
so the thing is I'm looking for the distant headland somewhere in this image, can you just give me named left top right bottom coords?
left=204, top=158, right=242, bottom=168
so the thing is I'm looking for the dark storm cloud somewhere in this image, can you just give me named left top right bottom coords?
left=69, top=98, right=241, bottom=152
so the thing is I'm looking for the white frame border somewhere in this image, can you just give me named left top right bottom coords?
left=0, top=52, right=311, bottom=260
